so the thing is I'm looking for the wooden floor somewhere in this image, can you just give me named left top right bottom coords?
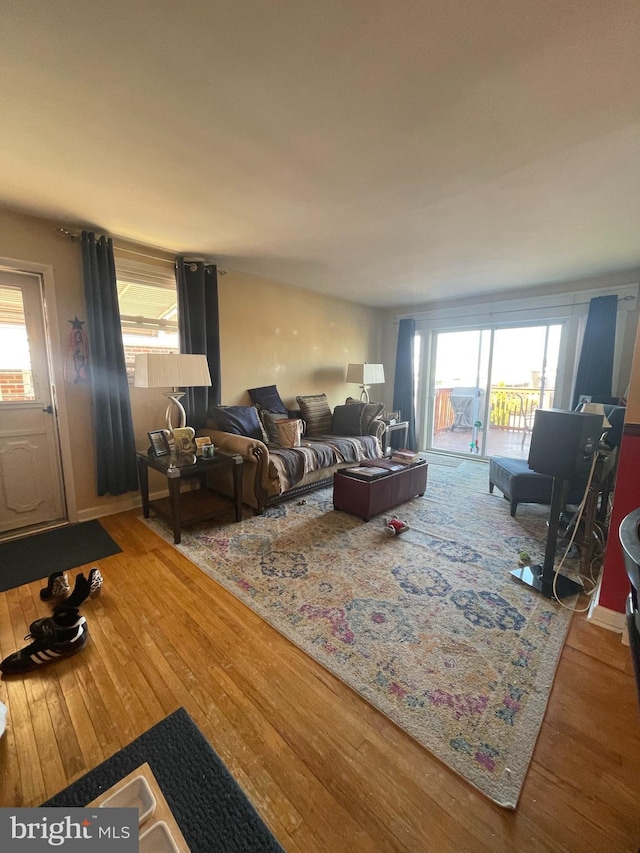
left=1, top=509, right=639, bottom=852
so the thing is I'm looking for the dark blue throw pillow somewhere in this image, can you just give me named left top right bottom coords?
left=247, top=385, right=288, bottom=415
left=207, top=405, right=263, bottom=440
left=331, top=402, right=365, bottom=436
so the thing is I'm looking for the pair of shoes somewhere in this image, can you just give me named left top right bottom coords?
left=0, top=609, right=88, bottom=675
left=39, top=568, right=103, bottom=605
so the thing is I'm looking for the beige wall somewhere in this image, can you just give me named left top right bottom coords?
left=218, top=269, right=383, bottom=410
left=0, top=205, right=384, bottom=520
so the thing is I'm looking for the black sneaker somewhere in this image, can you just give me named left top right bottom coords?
left=0, top=616, right=88, bottom=675
left=28, top=607, right=86, bottom=639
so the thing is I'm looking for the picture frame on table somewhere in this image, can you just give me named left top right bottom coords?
left=172, top=426, right=196, bottom=453
left=148, top=429, right=170, bottom=457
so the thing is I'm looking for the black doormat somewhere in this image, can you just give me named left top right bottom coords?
left=43, top=707, right=284, bottom=853
left=0, top=520, right=122, bottom=594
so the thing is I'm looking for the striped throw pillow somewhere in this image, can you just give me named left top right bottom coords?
left=296, top=394, right=332, bottom=436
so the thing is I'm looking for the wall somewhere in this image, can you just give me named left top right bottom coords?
left=217, top=269, right=382, bottom=411
left=0, top=205, right=383, bottom=521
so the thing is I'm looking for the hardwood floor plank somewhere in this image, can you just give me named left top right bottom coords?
left=1, top=508, right=638, bottom=853
left=30, top=695, right=67, bottom=800
left=56, top=666, right=107, bottom=775
left=43, top=673, right=92, bottom=783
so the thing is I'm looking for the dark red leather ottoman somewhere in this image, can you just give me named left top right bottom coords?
left=333, top=461, right=428, bottom=521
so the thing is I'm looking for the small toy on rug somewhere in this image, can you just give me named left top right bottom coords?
left=384, top=516, right=410, bottom=537
left=517, top=550, right=531, bottom=567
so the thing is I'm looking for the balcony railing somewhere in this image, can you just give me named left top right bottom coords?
left=433, top=386, right=554, bottom=434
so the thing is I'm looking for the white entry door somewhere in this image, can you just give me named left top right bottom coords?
left=0, top=270, right=66, bottom=533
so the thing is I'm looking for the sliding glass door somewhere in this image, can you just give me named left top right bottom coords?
left=427, top=323, right=562, bottom=460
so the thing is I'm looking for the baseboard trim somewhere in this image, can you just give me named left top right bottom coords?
left=76, top=488, right=169, bottom=523
left=587, top=574, right=626, bottom=635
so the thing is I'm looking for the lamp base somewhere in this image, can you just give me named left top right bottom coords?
left=165, top=392, right=187, bottom=432
left=510, top=564, right=584, bottom=600
left=358, top=385, right=370, bottom=403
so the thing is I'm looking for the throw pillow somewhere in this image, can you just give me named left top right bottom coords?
left=296, top=394, right=332, bottom=436
left=331, top=402, right=365, bottom=436
left=275, top=418, right=303, bottom=448
left=206, top=405, right=263, bottom=440
left=247, top=385, right=288, bottom=415
left=261, top=410, right=290, bottom=444
left=345, top=397, right=385, bottom=433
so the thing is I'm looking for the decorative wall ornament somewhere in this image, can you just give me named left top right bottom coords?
left=64, top=316, right=89, bottom=383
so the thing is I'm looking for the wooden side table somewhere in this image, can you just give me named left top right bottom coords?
left=137, top=451, right=243, bottom=544
left=383, top=420, right=409, bottom=454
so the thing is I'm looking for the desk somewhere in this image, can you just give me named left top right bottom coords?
left=137, top=451, right=242, bottom=544
left=382, top=420, right=409, bottom=454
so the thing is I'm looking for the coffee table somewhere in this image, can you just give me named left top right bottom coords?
left=333, top=460, right=428, bottom=521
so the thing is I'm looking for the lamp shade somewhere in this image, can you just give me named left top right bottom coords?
left=134, top=353, right=212, bottom=389
left=346, top=363, right=385, bottom=386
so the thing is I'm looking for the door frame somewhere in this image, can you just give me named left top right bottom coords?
left=0, top=255, right=77, bottom=525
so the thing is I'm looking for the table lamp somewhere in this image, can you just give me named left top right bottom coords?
left=134, top=353, right=212, bottom=431
left=346, top=363, right=385, bottom=403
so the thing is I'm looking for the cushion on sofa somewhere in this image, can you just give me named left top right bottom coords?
left=207, top=405, right=264, bottom=440
left=331, top=402, right=365, bottom=436
left=248, top=385, right=288, bottom=414
left=345, top=397, right=384, bottom=433
left=261, top=411, right=290, bottom=444
left=296, top=394, right=332, bottom=436
left=275, top=418, right=303, bottom=448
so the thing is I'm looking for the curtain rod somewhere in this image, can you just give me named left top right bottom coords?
left=395, top=293, right=636, bottom=323
left=55, top=227, right=226, bottom=273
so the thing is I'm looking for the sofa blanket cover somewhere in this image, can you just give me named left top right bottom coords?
left=269, top=434, right=381, bottom=493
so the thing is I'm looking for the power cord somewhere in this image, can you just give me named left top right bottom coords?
left=552, top=452, right=601, bottom=612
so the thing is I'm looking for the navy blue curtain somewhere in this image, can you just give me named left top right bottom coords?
left=81, top=232, right=138, bottom=496
left=572, top=295, right=618, bottom=408
left=392, top=319, right=417, bottom=450
left=175, top=258, right=221, bottom=430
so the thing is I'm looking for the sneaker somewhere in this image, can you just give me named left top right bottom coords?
left=0, top=617, right=88, bottom=675
left=28, top=607, right=86, bottom=639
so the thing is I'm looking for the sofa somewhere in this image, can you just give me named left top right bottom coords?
left=200, top=388, right=386, bottom=513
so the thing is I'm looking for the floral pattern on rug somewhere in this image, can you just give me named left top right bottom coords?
left=144, top=459, right=575, bottom=808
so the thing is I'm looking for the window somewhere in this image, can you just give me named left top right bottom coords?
left=0, top=282, right=35, bottom=401
left=114, top=254, right=179, bottom=381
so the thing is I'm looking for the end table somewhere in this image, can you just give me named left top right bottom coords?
left=383, top=420, right=409, bottom=454
left=137, top=451, right=243, bottom=544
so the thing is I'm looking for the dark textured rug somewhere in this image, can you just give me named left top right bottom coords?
left=0, top=520, right=121, bottom=593
left=43, top=707, right=283, bottom=853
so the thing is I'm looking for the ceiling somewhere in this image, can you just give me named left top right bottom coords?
left=1, top=0, right=640, bottom=308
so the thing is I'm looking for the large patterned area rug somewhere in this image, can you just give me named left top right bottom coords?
left=144, top=459, right=575, bottom=808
